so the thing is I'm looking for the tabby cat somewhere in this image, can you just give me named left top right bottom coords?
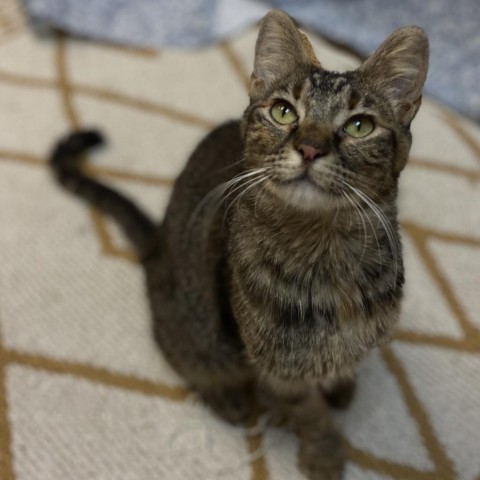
left=50, top=10, right=428, bottom=480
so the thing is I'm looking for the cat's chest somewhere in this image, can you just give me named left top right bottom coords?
left=235, top=231, right=377, bottom=322
left=257, top=228, right=364, bottom=284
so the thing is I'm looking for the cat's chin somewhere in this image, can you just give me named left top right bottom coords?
left=270, top=178, right=343, bottom=212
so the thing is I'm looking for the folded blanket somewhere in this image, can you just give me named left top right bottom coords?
left=23, top=0, right=480, bottom=122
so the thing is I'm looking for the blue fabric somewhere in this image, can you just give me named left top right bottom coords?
left=23, top=0, right=480, bottom=122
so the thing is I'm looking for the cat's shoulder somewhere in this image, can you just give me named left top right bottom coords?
left=196, top=120, right=242, bottom=152
left=184, top=120, right=244, bottom=175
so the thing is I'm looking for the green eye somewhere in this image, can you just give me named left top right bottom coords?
left=270, top=101, right=298, bottom=125
left=343, top=116, right=374, bottom=138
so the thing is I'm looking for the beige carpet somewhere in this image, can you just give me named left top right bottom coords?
left=0, top=1, right=479, bottom=479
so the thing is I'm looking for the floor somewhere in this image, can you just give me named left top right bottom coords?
left=0, top=1, right=479, bottom=479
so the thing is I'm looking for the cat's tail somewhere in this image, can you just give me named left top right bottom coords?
left=50, top=130, right=158, bottom=259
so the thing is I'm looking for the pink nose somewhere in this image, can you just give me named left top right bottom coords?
left=297, top=143, right=330, bottom=163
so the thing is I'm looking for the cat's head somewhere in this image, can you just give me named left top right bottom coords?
left=242, top=10, right=429, bottom=211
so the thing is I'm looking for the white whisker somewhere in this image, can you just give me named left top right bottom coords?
left=187, top=168, right=268, bottom=230
left=347, top=187, right=383, bottom=268
left=340, top=180, right=399, bottom=287
left=343, top=191, right=368, bottom=265
left=224, top=175, right=271, bottom=219
left=222, top=171, right=267, bottom=205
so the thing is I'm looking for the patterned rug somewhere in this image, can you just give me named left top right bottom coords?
left=0, top=1, right=479, bottom=479
left=22, top=0, right=480, bottom=122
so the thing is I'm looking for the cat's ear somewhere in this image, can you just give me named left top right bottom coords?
left=359, top=26, right=429, bottom=125
left=250, top=10, right=320, bottom=97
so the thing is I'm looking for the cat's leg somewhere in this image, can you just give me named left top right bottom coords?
left=196, top=375, right=256, bottom=424
left=156, top=338, right=256, bottom=424
left=260, top=378, right=345, bottom=480
left=154, top=323, right=257, bottom=424
left=290, top=397, right=345, bottom=480
left=146, top=255, right=257, bottom=425
left=321, top=374, right=356, bottom=410
left=172, top=337, right=256, bottom=424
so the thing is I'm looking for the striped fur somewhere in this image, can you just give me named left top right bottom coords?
left=50, top=10, right=428, bottom=480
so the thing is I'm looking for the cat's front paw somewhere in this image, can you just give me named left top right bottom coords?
left=298, top=429, right=345, bottom=480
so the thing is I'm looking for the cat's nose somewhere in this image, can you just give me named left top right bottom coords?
left=297, top=142, right=331, bottom=163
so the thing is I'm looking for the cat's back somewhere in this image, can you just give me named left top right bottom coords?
left=159, top=120, right=244, bottom=262
left=147, top=120, right=244, bottom=319
left=147, top=120, right=248, bottom=381
left=163, top=120, right=243, bottom=232
left=177, top=120, right=243, bottom=191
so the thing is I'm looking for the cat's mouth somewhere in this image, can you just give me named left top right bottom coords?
left=269, top=168, right=345, bottom=209
left=278, top=169, right=313, bottom=186
left=276, top=168, right=337, bottom=195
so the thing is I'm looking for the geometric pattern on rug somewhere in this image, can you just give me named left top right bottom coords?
left=0, top=2, right=479, bottom=479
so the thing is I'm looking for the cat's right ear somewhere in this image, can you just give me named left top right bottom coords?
left=250, top=10, right=320, bottom=98
left=359, top=26, right=429, bottom=125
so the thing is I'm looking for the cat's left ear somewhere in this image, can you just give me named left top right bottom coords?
left=359, top=26, right=429, bottom=125
left=250, top=10, right=320, bottom=98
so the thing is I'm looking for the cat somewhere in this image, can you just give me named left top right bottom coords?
left=50, top=10, right=428, bottom=480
